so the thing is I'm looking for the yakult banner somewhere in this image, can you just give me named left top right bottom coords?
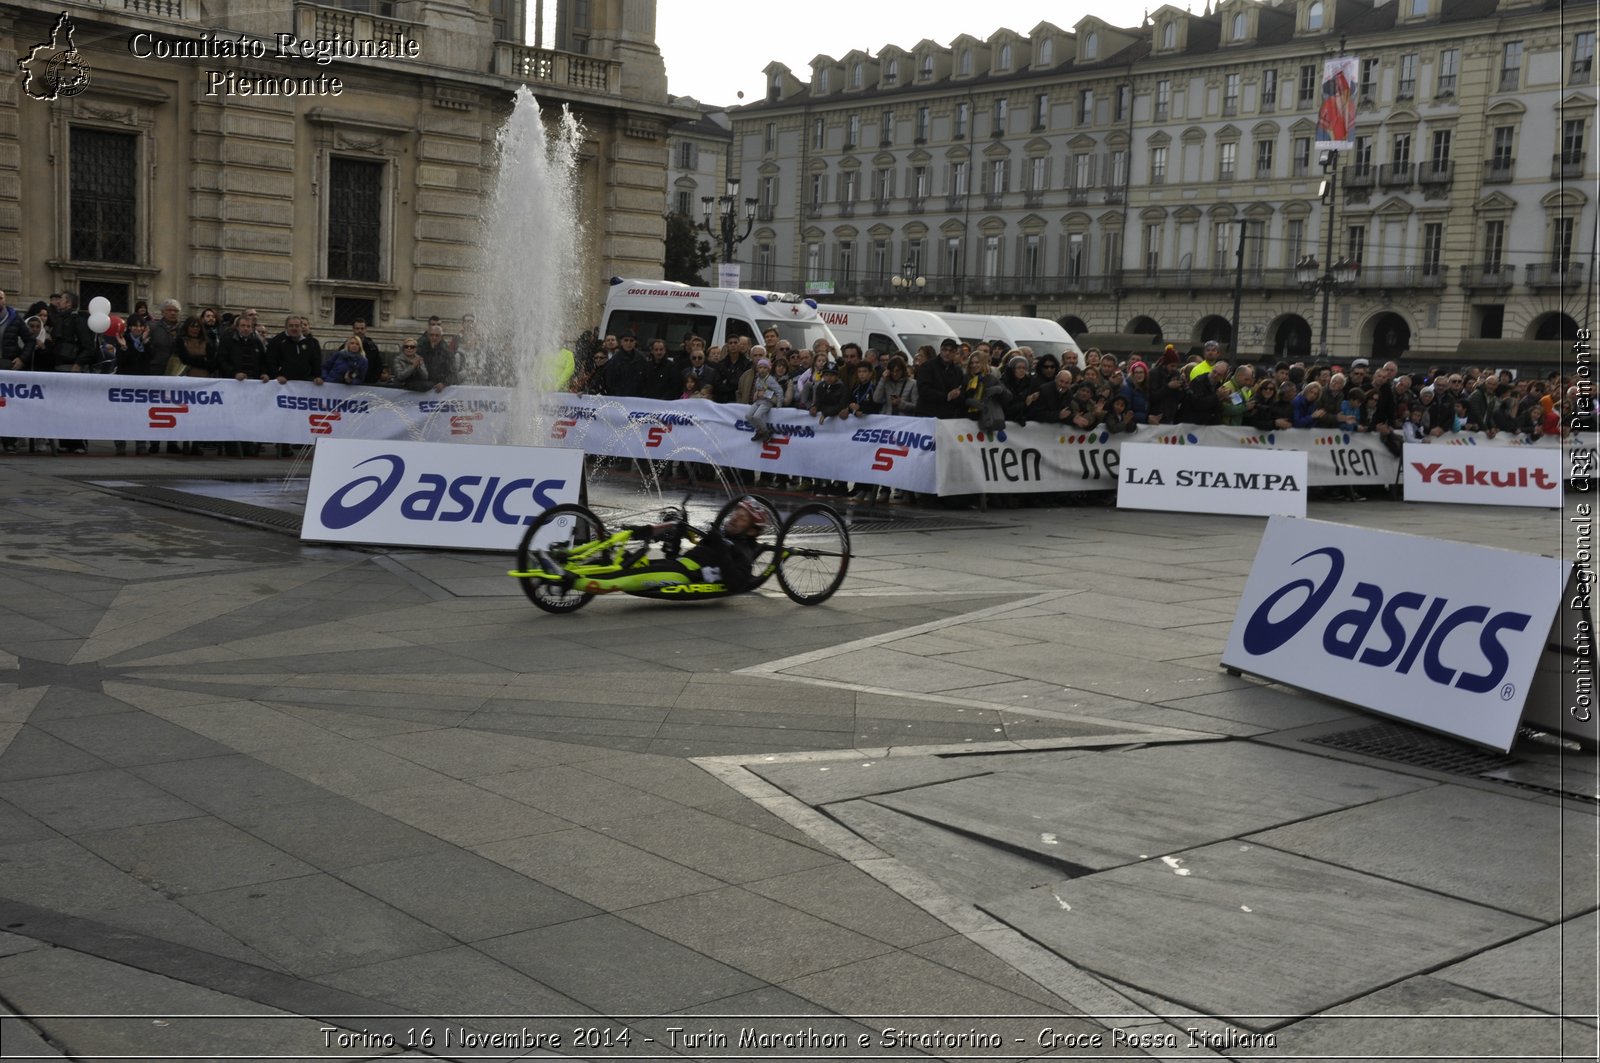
left=1222, top=517, right=1570, bottom=752
left=1404, top=443, right=1564, bottom=508
left=301, top=438, right=583, bottom=550
left=1118, top=442, right=1308, bottom=518
left=539, top=393, right=940, bottom=494
left=934, top=422, right=1398, bottom=495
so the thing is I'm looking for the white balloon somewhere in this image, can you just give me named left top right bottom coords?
left=88, top=313, right=111, bottom=334
left=89, top=297, right=111, bottom=315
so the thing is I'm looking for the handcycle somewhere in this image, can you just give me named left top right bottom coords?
left=508, top=493, right=851, bottom=614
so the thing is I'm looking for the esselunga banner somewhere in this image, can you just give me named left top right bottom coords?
left=536, top=393, right=940, bottom=493
left=1222, top=516, right=1569, bottom=752
left=933, top=421, right=1401, bottom=494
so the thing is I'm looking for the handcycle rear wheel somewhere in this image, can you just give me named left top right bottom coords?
left=710, top=493, right=781, bottom=588
left=516, top=503, right=607, bottom=614
left=775, top=503, right=850, bottom=605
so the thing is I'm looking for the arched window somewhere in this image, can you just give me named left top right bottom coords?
left=960, top=49, right=973, bottom=74
left=999, top=44, right=1012, bottom=69
left=1161, top=22, right=1176, bottom=49
left=920, top=55, right=933, bottom=80
left=1085, top=32, right=1099, bottom=60
left=1232, top=13, right=1247, bottom=40
left=1039, top=38, right=1054, bottom=64
left=886, top=58, right=899, bottom=84
left=851, top=63, right=863, bottom=88
left=1307, top=1, right=1324, bottom=30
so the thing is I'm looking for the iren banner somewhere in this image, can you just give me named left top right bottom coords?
left=1222, top=516, right=1569, bottom=752
left=933, top=421, right=1399, bottom=494
left=1403, top=443, right=1563, bottom=508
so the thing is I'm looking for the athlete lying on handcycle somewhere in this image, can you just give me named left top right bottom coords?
left=510, top=494, right=851, bottom=614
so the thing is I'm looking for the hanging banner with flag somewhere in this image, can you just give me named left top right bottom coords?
left=1316, top=55, right=1358, bottom=151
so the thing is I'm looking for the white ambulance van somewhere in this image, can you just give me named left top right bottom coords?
left=601, top=279, right=842, bottom=354
left=811, top=304, right=960, bottom=359
left=935, top=312, right=1083, bottom=361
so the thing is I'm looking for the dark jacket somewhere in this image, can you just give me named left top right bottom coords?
left=1150, top=380, right=1186, bottom=425
left=604, top=350, right=645, bottom=397
left=1178, top=374, right=1222, bottom=425
left=811, top=377, right=850, bottom=419
left=216, top=327, right=267, bottom=379
left=52, top=311, right=98, bottom=369
left=915, top=356, right=965, bottom=418
left=268, top=332, right=323, bottom=381
left=0, top=306, right=22, bottom=362
left=116, top=335, right=155, bottom=376
left=417, top=337, right=457, bottom=388
left=1031, top=381, right=1072, bottom=424
left=358, top=336, right=386, bottom=383
left=640, top=354, right=682, bottom=401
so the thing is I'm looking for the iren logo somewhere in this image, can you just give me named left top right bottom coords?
left=1242, top=546, right=1533, bottom=694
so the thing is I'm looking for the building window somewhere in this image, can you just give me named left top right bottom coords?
left=881, top=109, right=895, bottom=144
left=674, top=190, right=692, bottom=215
left=1397, top=54, right=1417, bottom=99
left=1575, top=31, right=1597, bottom=83
left=1073, top=151, right=1094, bottom=188
left=999, top=43, right=1012, bottom=70
left=846, top=113, right=860, bottom=147
left=1391, top=132, right=1412, bottom=168
left=884, top=59, right=898, bottom=86
left=1299, top=64, right=1317, bottom=104
left=982, top=234, right=1001, bottom=278
left=1491, top=126, right=1515, bottom=166
left=1155, top=79, right=1170, bottom=118
left=1219, top=141, right=1237, bottom=181
left=327, top=156, right=383, bottom=282
left=944, top=236, right=962, bottom=276
left=1563, top=118, right=1587, bottom=162
left=1293, top=136, right=1311, bottom=175
left=1347, top=225, right=1366, bottom=264
left=764, top=122, right=776, bottom=152
left=1029, top=155, right=1047, bottom=190
left=905, top=238, right=924, bottom=275
left=1223, top=73, right=1240, bottom=115
left=1066, top=232, right=1086, bottom=279
left=809, top=173, right=826, bottom=208
left=916, top=106, right=930, bottom=141
left=838, top=239, right=854, bottom=282
left=920, top=55, right=933, bottom=81
left=1034, top=93, right=1049, bottom=130
left=1262, top=69, right=1278, bottom=109
left=817, top=68, right=829, bottom=92
left=840, top=170, right=858, bottom=203
left=1039, top=38, right=1054, bottom=65
left=987, top=158, right=1007, bottom=194
left=1023, top=234, right=1042, bottom=279
left=1286, top=218, right=1305, bottom=264
left=1109, top=149, right=1127, bottom=187
left=1483, top=220, right=1504, bottom=271
left=851, top=62, right=863, bottom=89
left=1353, top=134, right=1374, bottom=172
left=70, top=127, right=137, bottom=264
left=1150, top=145, right=1167, bottom=184
left=1553, top=215, right=1575, bottom=269
left=1407, top=0, right=1428, bottom=15
left=1102, top=230, right=1122, bottom=274
left=1307, top=1, right=1324, bottom=31
left=955, top=102, right=969, bottom=138
left=912, top=165, right=929, bottom=198
left=1437, top=49, right=1459, bottom=95
left=1085, top=33, right=1099, bottom=60
left=960, top=49, right=973, bottom=75
left=1500, top=41, right=1522, bottom=91
left=1430, top=129, right=1452, bottom=169
left=993, top=98, right=1008, bottom=134
left=1079, top=89, right=1094, bottom=125
left=1144, top=223, right=1162, bottom=272
left=813, top=117, right=825, bottom=149
left=1116, top=85, right=1131, bottom=121
left=1421, top=222, right=1442, bottom=275
left=761, top=175, right=777, bottom=210
left=1231, top=12, right=1246, bottom=40
left=1214, top=222, right=1233, bottom=268
left=951, top=160, right=969, bottom=196
left=756, top=243, right=774, bottom=287
left=1255, top=139, right=1274, bottom=178
left=872, top=239, right=888, bottom=278
left=874, top=167, right=892, bottom=202
left=677, top=141, right=698, bottom=168
left=806, top=242, right=821, bottom=280
left=1359, top=58, right=1379, bottom=101
left=1161, top=22, right=1176, bottom=50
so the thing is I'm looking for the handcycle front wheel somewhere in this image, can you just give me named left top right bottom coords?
left=711, top=493, right=781, bottom=588
left=516, top=503, right=607, bottom=614
left=775, top=503, right=850, bottom=605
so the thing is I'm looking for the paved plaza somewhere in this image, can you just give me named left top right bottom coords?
left=0, top=450, right=1593, bottom=1062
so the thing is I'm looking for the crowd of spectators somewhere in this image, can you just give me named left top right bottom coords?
left=0, top=288, right=1586, bottom=469
left=567, top=326, right=1582, bottom=447
left=0, top=290, right=472, bottom=456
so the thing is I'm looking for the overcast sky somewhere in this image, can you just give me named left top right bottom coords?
left=656, top=1, right=1162, bottom=107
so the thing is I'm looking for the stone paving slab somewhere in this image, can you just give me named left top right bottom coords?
left=73, top=815, right=317, bottom=895
left=473, top=828, right=724, bottom=911
left=0, top=726, right=112, bottom=782
left=751, top=755, right=996, bottom=805
left=1248, top=783, right=1598, bottom=921
left=219, top=794, right=456, bottom=870
left=1433, top=911, right=1598, bottom=1024
left=869, top=741, right=1432, bottom=869
left=351, top=779, right=574, bottom=848
left=0, top=766, right=202, bottom=834
left=981, top=840, right=1539, bottom=1031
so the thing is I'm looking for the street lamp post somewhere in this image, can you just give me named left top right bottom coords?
left=699, top=178, right=758, bottom=269
left=1298, top=150, right=1360, bottom=358
left=889, top=258, right=925, bottom=298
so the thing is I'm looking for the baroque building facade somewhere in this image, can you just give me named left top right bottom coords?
left=664, top=97, right=732, bottom=218
left=2, top=0, right=683, bottom=337
left=730, top=0, right=1596, bottom=364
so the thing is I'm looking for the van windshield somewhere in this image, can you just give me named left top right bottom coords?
left=1024, top=340, right=1077, bottom=358
left=756, top=318, right=837, bottom=353
left=603, top=309, right=716, bottom=350
left=896, top=332, right=954, bottom=357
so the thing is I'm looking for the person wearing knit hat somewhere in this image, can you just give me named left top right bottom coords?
left=746, top=356, right=784, bottom=443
